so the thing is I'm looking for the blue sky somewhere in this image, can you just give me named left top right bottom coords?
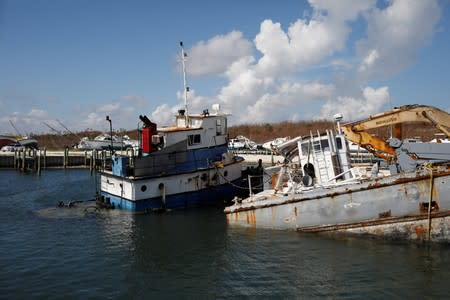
left=1, top=0, right=449, bottom=135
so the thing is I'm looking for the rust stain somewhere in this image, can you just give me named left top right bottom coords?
left=225, top=171, right=450, bottom=214
left=378, top=210, right=391, bottom=218
left=294, top=206, right=298, bottom=217
left=414, top=225, right=426, bottom=238
left=367, top=181, right=381, bottom=189
left=271, top=173, right=279, bottom=189
left=297, top=211, right=450, bottom=233
left=373, top=228, right=383, bottom=235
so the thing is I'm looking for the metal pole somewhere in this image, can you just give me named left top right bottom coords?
left=37, top=150, right=41, bottom=176
left=43, top=148, right=47, bottom=169
left=427, top=168, right=434, bottom=241
left=106, top=116, right=113, bottom=155
left=180, top=41, right=189, bottom=127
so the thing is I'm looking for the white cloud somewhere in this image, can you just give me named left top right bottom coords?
left=358, top=49, right=379, bottom=72
left=357, top=0, right=441, bottom=76
left=78, top=96, right=144, bottom=131
left=27, top=108, right=48, bottom=118
left=0, top=109, right=51, bottom=134
left=319, top=86, right=391, bottom=121
left=241, top=81, right=335, bottom=123
left=150, top=103, right=178, bottom=125
left=186, top=31, right=253, bottom=76
left=205, top=1, right=376, bottom=124
left=215, top=0, right=441, bottom=125
left=254, top=1, right=374, bottom=76
left=81, top=112, right=104, bottom=130
left=98, top=102, right=120, bottom=113
left=15, top=0, right=436, bottom=134
left=330, top=59, right=353, bottom=70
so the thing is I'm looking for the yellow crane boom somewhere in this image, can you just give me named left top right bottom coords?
left=341, top=104, right=450, bottom=160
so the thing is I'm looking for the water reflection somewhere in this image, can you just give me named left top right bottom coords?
left=2, top=169, right=450, bottom=299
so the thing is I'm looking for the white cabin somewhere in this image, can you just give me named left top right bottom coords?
left=298, top=130, right=353, bottom=185
left=156, top=111, right=228, bottom=151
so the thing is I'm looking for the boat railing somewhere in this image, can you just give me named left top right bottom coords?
left=228, top=148, right=274, bottom=155
left=131, top=149, right=221, bottom=178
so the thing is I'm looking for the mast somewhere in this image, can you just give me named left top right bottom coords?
left=180, top=41, right=189, bottom=127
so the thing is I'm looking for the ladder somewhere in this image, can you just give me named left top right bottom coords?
left=310, top=130, right=329, bottom=184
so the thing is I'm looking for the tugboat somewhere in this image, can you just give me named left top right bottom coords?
left=98, top=42, right=244, bottom=211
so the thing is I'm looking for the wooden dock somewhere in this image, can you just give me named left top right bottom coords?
left=0, top=148, right=136, bottom=174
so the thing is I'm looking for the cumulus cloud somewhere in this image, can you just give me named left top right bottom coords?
left=0, top=109, right=50, bottom=134
left=242, top=81, right=335, bottom=123
left=357, top=0, right=441, bottom=76
left=254, top=1, right=374, bottom=75
left=79, top=96, right=143, bottom=131
left=98, top=102, right=121, bottom=113
left=168, top=1, right=375, bottom=123
left=81, top=112, right=104, bottom=130
left=319, top=86, right=391, bottom=121
left=150, top=103, right=178, bottom=125
left=27, top=108, right=48, bottom=118
left=12, top=0, right=438, bottom=134
left=330, top=59, right=353, bottom=70
left=186, top=31, right=253, bottom=76
left=358, top=49, right=379, bottom=72
left=148, top=0, right=440, bottom=127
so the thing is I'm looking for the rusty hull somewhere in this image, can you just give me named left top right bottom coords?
left=225, top=167, right=450, bottom=242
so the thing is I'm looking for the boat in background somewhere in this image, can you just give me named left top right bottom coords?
left=0, top=136, right=38, bottom=152
left=0, top=135, right=17, bottom=149
left=225, top=105, right=450, bottom=242
left=97, top=42, right=245, bottom=211
left=228, top=135, right=259, bottom=150
left=261, top=137, right=290, bottom=151
left=76, top=134, right=137, bottom=150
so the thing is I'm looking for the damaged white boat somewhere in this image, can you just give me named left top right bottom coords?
left=225, top=105, right=450, bottom=242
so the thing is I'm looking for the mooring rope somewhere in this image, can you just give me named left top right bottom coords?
left=214, top=165, right=272, bottom=190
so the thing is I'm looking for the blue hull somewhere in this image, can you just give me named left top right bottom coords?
left=100, top=178, right=244, bottom=211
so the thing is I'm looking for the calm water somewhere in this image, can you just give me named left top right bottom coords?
left=1, top=169, right=449, bottom=299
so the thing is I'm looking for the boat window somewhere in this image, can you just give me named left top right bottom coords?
left=216, top=119, right=222, bottom=135
left=319, top=140, right=329, bottom=151
left=300, top=139, right=329, bottom=154
left=300, top=143, right=309, bottom=156
left=189, top=119, right=202, bottom=128
left=336, top=137, right=343, bottom=150
left=188, top=134, right=201, bottom=146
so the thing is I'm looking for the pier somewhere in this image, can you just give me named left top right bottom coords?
left=0, top=148, right=136, bottom=174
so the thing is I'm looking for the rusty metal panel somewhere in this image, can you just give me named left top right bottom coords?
left=225, top=170, right=450, bottom=242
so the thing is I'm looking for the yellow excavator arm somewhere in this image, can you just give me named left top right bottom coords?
left=341, top=104, right=450, bottom=160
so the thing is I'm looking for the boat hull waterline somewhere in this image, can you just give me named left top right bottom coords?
left=225, top=169, right=450, bottom=242
left=101, top=158, right=244, bottom=211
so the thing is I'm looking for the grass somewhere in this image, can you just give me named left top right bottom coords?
left=29, top=120, right=440, bottom=150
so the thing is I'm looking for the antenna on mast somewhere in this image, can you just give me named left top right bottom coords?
left=180, top=41, right=189, bottom=127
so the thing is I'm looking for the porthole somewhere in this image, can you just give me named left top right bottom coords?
left=141, top=185, right=147, bottom=192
